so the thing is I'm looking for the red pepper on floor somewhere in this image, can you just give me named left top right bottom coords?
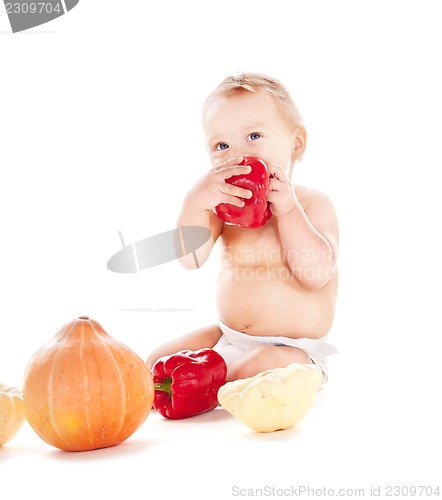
left=214, top=156, right=272, bottom=228
left=152, top=349, right=227, bottom=419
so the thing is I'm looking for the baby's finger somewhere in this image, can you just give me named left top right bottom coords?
left=214, top=156, right=244, bottom=170
left=222, top=183, right=253, bottom=200
left=219, top=194, right=246, bottom=208
left=268, top=178, right=281, bottom=192
left=268, top=164, right=288, bottom=182
left=222, top=164, right=252, bottom=180
left=266, top=191, right=275, bottom=204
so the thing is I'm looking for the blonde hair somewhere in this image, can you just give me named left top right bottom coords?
left=203, top=72, right=303, bottom=130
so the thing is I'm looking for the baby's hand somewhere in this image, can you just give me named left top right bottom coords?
left=189, top=157, right=253, bottom=212
left=266, top=165, right=298, bottom=216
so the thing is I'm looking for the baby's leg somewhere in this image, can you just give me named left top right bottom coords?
left=146, top=324, right=222, bottom=368
left=227, top=345, right=311, bottom=382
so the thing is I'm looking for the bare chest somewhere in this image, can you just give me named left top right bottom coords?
left=219, top=219, right=285, bottom=268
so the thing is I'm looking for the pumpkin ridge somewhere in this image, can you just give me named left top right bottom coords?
left=87, top=319, right=109, bottom=448
left=47, top=321, right=76, bottom=450
left=80, top=320, right=99, bottom=449
left=105, top=343, right=128, bottom=441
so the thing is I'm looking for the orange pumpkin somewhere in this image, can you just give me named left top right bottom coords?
left=23, top=316, right=154, bottom=452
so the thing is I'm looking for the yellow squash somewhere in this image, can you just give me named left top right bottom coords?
left=0, top=383, right=26, bottom=446
left=218, top=363, right=323, bottom=432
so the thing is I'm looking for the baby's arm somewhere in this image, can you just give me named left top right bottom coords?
left=267, top=166, right=338, bottom=289
left=177, top=157, right=253, bottom=268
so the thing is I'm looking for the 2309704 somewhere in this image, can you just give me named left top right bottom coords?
left=5, top=2, right=62, bottom=14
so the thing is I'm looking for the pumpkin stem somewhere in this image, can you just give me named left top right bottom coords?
left=79, top=316, right=89, bottom=320
left=154, top=377, right=172, bottom=395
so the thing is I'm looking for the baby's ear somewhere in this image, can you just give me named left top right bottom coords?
left=292, top=126, right=307, bottom=162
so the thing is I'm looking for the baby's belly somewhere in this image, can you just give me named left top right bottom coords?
left=216, top=263, right=337, bottom=339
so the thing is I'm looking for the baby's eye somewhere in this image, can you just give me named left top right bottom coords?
left=216, top=143, right=229, bottom=151
left=246, top=133, right=261, bottom=142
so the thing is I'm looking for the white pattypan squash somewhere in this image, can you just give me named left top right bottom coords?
left=218, top=363, right=323, bottom=432
left=0, top=383, right=26, bottom=446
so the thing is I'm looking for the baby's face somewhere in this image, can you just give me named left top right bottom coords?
left=203, top=91, right=299, bottom=172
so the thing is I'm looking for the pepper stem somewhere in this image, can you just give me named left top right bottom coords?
left=154, top=377, right=172, bottom=395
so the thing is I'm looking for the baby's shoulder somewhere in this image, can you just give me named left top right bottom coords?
left=294, top=184, right=339, bottom=235
left=293, top=184, right=334, bottom=210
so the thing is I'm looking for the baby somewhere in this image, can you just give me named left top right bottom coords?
left=147, top=73, right=339, bottom=383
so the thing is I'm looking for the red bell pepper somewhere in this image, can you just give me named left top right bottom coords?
left=214, top=156, right=272, bottom=228
left=152, top=348, right=227, bottom=419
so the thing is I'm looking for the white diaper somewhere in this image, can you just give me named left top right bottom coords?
left=213, top=320, right=338, bottom=383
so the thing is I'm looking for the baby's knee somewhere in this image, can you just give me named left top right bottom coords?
left=146, top=350, right=161, bottom=369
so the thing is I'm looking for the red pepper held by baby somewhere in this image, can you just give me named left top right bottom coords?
left=214, top=156, right=272, bottom=229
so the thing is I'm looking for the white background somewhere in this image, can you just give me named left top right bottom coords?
left=1, top=1, right=441, bottom=498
